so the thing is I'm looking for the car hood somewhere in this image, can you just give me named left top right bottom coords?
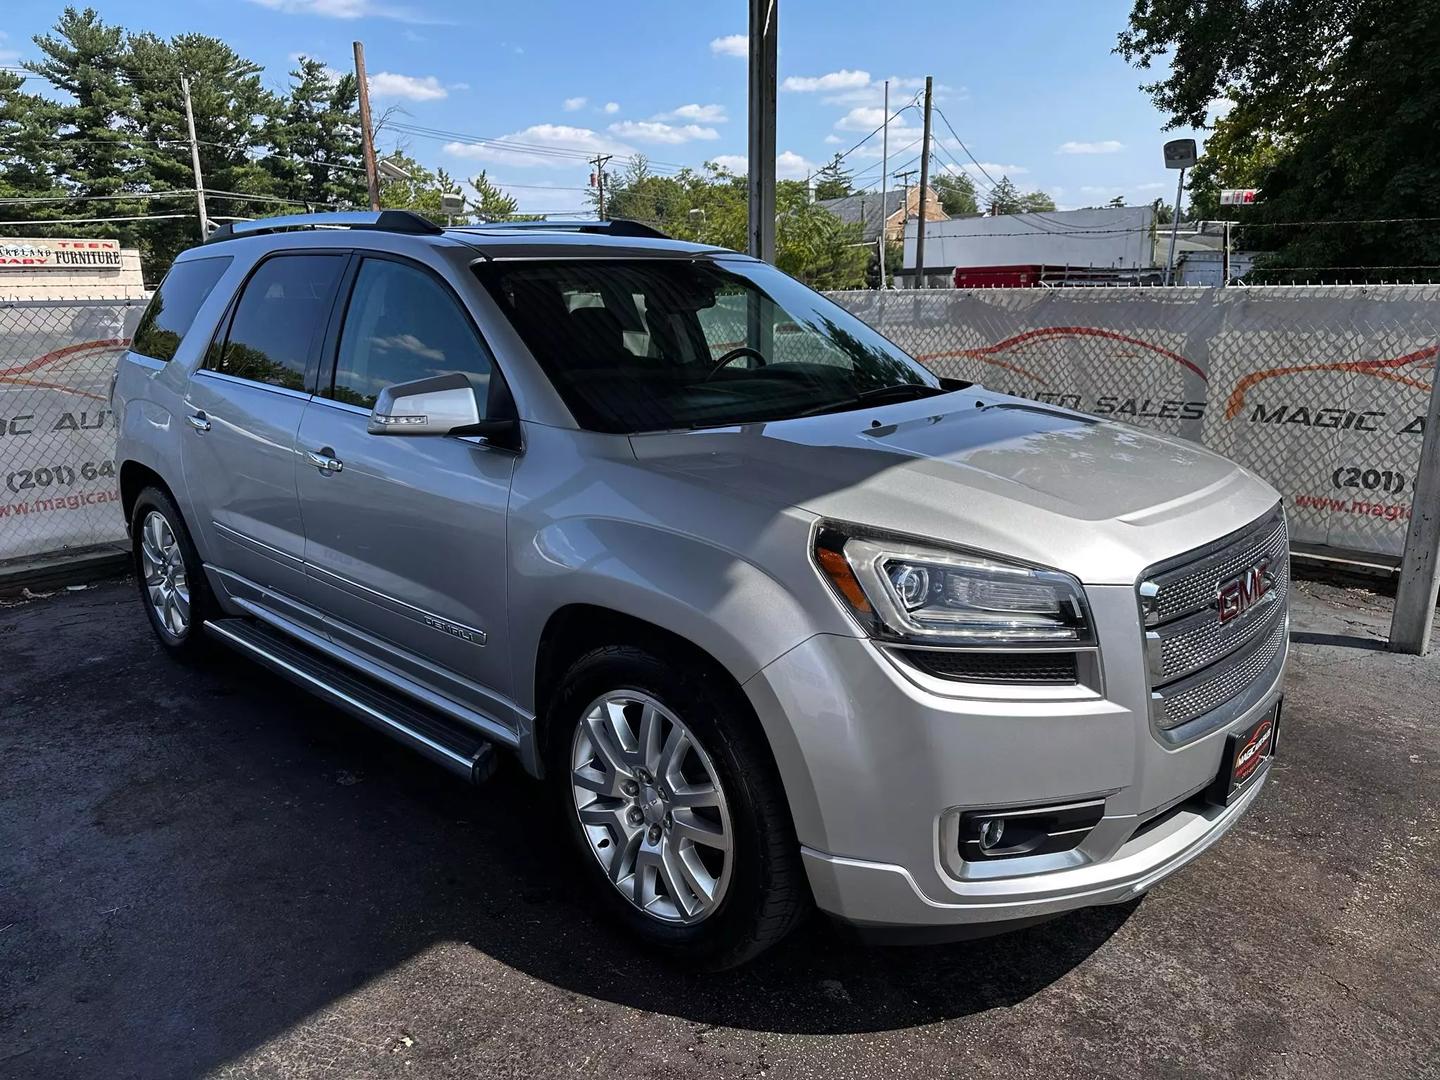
left=627, top=388, right=1280, bottom=585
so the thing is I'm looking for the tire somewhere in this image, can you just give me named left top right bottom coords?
left=131, top=486, right=214, bottom=661
left=547, top=643, right=808, bottom=969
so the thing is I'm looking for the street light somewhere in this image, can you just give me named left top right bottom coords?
left=1162, top=138, right=1197, bottom=286
left=377, top=159, right=412, bottom=182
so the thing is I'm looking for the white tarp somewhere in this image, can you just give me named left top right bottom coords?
left=828, top=285, right=1439, bottom=559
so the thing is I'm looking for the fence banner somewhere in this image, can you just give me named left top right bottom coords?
left=827, top=286, right=1440, bottom=559
left=0, top=299, right=145, bottom=564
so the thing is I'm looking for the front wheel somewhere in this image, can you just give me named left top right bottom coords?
left=548, top=644, right=808, bottom=969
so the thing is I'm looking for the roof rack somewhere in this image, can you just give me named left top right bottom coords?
left=452, top=218, right=670, bottom=241
left=205, top=210, right=443, bottom=244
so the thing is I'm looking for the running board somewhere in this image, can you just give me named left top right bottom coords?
left=205, top=618, right=499, bottom=784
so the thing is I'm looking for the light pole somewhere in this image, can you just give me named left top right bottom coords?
left=1162, top=138, right=1197, bottom=285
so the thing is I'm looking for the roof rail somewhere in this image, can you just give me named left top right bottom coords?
left=205, top=210, right=443, bottom=244
left=452, top=218, right=670, bottom=241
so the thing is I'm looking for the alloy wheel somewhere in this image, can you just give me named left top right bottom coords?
left=570, top=690, right=734, bottom=924
left=139, top=510, right=190, bottom=637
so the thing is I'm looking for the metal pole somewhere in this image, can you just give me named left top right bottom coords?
left=879, top=79, right=889, bottom=290
left=353, top=41, right=381, bottom=212
left=913, top=75, right=933, bottom=289
left=1221, top=219, right=1231, bottom=285
left=1164, top=166, right=1185, bottom=285
left=894, top=169, right=915, bottom=286
left=180, top=75, right=209, bottom=240
left=1390, top=347, right=1440, bottom=654
left=747, top=0, right=777, bottom=263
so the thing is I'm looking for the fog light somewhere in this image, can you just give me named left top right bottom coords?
left=978, top=818, right=1006, bottom=852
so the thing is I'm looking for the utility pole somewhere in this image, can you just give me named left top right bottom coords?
left=589, top=155, right=612, bottom=219
left=353, top=40, right=381, bottom=212
left=894, top=168, right=916, bottom=285
left=879, top=78, right=889, bottom=289
left=913, top=75, right=934, bottom=289
left=1390, top=347, right=1440, bottom=654
left=747, top=0, right=778, bottom=263
left=179, top=74, right=209, bottom=240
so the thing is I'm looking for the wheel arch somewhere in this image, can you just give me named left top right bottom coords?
left=119, top=459, right=176, bottom=532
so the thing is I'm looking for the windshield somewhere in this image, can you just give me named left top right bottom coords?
left=474, top=258, right=941, bottom=433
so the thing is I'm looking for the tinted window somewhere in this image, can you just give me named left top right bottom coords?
left=331, top=258, right=491, bottom=409
left=209, top=255, right=345, bottom=390
left=475, top=260, right=936, bottom=433
left=131, top=256, right=232, bottom=362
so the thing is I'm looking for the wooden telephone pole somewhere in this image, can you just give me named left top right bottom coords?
left=913, top=75, right=934, bottom=288
left=590, top=155, right=612, bottom=219
left=353, top=41, right=381, bottom=212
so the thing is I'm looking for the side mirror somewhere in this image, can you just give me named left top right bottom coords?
left=368, top=371, right=522, bottom=450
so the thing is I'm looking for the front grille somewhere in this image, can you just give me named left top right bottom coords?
left=1139, top=507, right=1289, bottom=733
left=899, top=649, right=1078, bottom=684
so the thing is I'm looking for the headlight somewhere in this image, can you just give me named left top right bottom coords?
left=813, top=525, right=1093, bottom=646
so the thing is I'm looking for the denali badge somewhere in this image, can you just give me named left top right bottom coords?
left=1217, top=560, right=1272, bottom=624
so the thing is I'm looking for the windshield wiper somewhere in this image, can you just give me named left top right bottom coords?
left=791, top=383, right=949, bottom=419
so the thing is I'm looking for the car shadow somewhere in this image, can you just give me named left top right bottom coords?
left=2, top=593, right=1135, bottom=1080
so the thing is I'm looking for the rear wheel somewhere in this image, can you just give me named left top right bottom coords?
left=131, top=487, right=213, bottom=660
left=548, top=644, right=808, bottom=969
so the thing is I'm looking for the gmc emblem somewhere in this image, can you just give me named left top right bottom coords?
left=1217, top=560, right=1272, bottom=624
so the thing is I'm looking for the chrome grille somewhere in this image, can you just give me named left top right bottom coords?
left=1138, top=507, right=1290, bottom=734
left=1155, top=621, right=1287, bottom=729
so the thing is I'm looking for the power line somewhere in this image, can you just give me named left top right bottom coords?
left=0, top=213, right=193, bottom=226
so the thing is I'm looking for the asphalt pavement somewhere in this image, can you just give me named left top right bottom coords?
left=1, top=576, right=1437, bottom=1079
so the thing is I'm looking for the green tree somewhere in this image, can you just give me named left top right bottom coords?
left=0, top=71, right=68, bottom=217
left=812, top=153, right=854, bottom=201
left=264, top=57, right=366, bottom=211
left=1018, top=190, right=1057, bottom=213
left=1151, top=197, right=1174, bottom=225
left=932, top=172, right=978, bottom=216
left=468, top=170, right=519, bottom=221
left=377, top=149, right=470, bottom=224
left=1118, top=0, right=1440, bottom=276
left=1107, top=195, right=1127, bottom=208
left=986, top=176, right=1022, bottom=215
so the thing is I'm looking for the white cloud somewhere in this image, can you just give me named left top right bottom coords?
left=245, top=0, right=438, bottom=22
left=602, top=101, right=620, bottom=114
left=777, top=150, right=814, bottom=180
left=965, top=162, right=1029, bottom=177
left=823, top=134, right=843, bottom=145
left=562, top=96, right=587, bottom=112
left=444, top=124, right=634, bottom=169
left=704, top=151, right=814, bottom=180
left=369, top=71, right=447, bottom=101
left=662, top=103, right=728, bottom=123
left=1057, top=139, right=1125, bottom=155
left=710, top=34, right=747, bottom=57
left=449, top=81, right=470, bottom=91
left=608, top=120, right=719, bottom=144
left=783, top=69, right=870, bottom=93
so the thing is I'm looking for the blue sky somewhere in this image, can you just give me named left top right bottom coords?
left=5, top=0, right=1214, bottom=214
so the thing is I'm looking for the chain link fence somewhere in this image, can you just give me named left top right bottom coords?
left=0, top=298, right=145, bottom=566
left=2, top=287, right=1437, bottom=569
left=828, top=285, right=1440, bottom=559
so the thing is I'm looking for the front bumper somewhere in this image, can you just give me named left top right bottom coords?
left=742, top=583, right=1286, bottom=932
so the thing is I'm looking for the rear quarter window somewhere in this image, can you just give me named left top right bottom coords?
left=130, top=255, right=233, bottom=363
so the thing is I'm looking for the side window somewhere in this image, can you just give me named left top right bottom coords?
left=331, top=258, right=492, bottom=409
left=207, top=254, right=345, bottom=390
left=131, top=256, right=232, bottom=362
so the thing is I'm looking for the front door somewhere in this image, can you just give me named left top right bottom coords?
left=295, top=255, right=517, bottom=717
left=181, top=252, right=347, bottom=630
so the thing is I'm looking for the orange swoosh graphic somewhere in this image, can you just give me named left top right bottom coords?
left=918, top=326, right=1207, bottom=388
left=1223, top=344, right=1438, bottom=420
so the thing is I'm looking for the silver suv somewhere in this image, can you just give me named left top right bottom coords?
left=113, top=211, right=1288, bottom=967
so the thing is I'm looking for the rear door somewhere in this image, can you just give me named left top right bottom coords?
left=181, top=252, right=347, bottom=628
left=294, top=253, right=517, bottom=715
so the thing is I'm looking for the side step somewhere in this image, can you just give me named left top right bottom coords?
left=205, top=618, right=499, bottom=784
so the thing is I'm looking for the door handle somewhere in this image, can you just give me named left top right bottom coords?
left=186, top=411, right=211, bottom=433
left=305, top=448, right=343, bottom=474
